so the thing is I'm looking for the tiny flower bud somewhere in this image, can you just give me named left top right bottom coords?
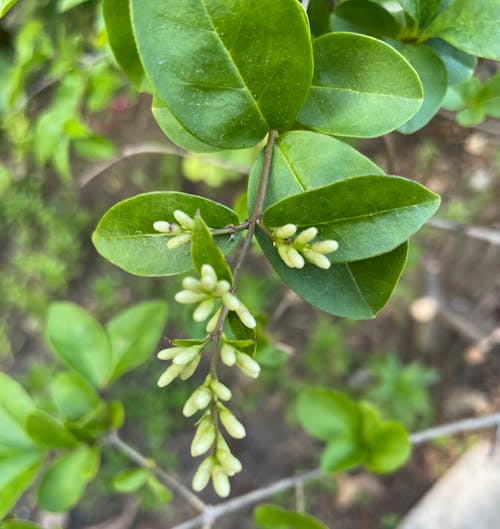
left=193, top=298, right=215, bottom=322
left=235, top=306, right=256, bottom=329
left=153, top=221, right=180, bottom=234
left=277, top=244, right=295, bottom=268
left=172, top=345, right=202, bottom=365
left=222, top=292, right=241, bottom=311
left=274, top=223, right=297, bottom=239
left=219, top=407, right=246, bottom=439
left=210, top=379, right=232, bottom=401
left=191, top=421, right=216, bottom=457
left=167, top=233, right=191, bottom=250
left=311, top=240, right=339, bottom=254
left=182, top=276, right=203, bottom=292
left=180, top=355, right=201, bottom=380
left=175, top=290, right=207, bottom=304
left=192, top=456, right=215, bottom=492
left=236, top=351, right=261, bottom=379
left=183, top=387, right=212, bottom=417
left=157, top=364, right=183, bottom=387
left=213, top=280, right=231, bottom=296
left=201, top=264, right=217, bottom=287
left=221, top=343, right=237, bottom=366
left=288, top=247, right=305, bottom=269
left=173, top=209, right=194, bottom=229
left=211, top=467, right=230, bottom=498
left=295, top=226, right=318, bottom=245
left=303, top=249, right=331, bottom=269
left=206, top=307, right=222, bottom=333
left=217, top=450, right=242, bottom=476
left=157, top=346, right=183, bottom=360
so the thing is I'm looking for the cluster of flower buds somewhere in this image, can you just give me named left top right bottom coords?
left=156, top=340, right=205, bottom=387
left=153, top=209, right=195, bottom=250
left=220, top=337, right=261, bottom=379
left=175, top=264, right=256, bottom=330
left=272, top=224, right=339, bottom=270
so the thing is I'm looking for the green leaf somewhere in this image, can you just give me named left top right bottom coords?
left=0, top=451, right=44, bottom=519
left=0, top=373, right=37, bottom=450
left=456, top=107, right=485, bottom=127
left=297, top=33, right=423, bottom=137
left=227, top=311, right=256, bottom=357
left=248, top=131, right=383, bottom=211
left=46, top=302, right=113, bottom=388
left=58, top=0, right=90, bottom=11
left=0, top=0, right=18, bottom=18
left=331, top=0, right=399, bottom=38
left=477, top=73, right=500, bottom=118
left=308, top=0, right=332, bottom=37
left=145, top=476, right=172, bottom=504
left=113, top=468, right=150, bottom=493
left=103, top=0, right=145, bottom=86
left=396, top=0, right=440, bottom=28
left=1, top=521, right=44, bottom=529
left=421, top=0, right=500, bottom=60
left=37, top=445, right=100, bottom=512
left=397, top=44, right=448, bottom=134
left=296, top=388, right=359, bottom=442
left=50, top=372, right=101, bottom=422
left=131, top=0, right=313, bottom=149
left=320, top=437, right=365, bottom=472
left=106, top=301, right=168, bottom=381
left=191, top=215, right=232, bottom=283
left=255, top=505, right=329, bottom=529
left=425, top=39, right=476, bottom=85
left=263, top=176, right=440, bottom=263
left=26, top=410, right=78, bottom=449
left=152, top=95, right=221, bottom=153
left=73, top=136, right=116, bottom=161
left=93, top=192, right=239, bottom=276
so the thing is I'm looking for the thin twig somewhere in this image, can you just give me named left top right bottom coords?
left=427, top=217, right=500, bottom=246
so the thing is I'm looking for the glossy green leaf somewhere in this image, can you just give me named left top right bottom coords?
left=37, top=445, right=100, bottom=512
left=107, top=301, right=168, bottom=381
left=0, top=373, right=37, bottom=450
left=320, top=436, right=365, bottom=472
left=0, top=451, right=43, bottom=519
left=308, top=0, right=331, bottom=37
left=421, top=0, right=500, bottom=59
left=0, top=0, right=18, bottom=18
left=103, top=0, right=144, bottom=86
left=397, top=44, right=448, bottom=134
left=296, top=388, right=359, bottom=442
left=26, top=410, right=78, bottom=449
left=263, top=175, right=440, bottom=263
left=113, top=468, right=150, bottom=493
left=297, top=33, right=423, bottom=137
left=46, top=303, right=113, bottom=388
left=191, top=215, right=232, bottom=283
left=396, top=0, right=440, bottom=27
left=131, top=0, right=313, bottom=149
left=152, top=96, right=221, bottom=153
left=331, top=0, right=399, bottom=38
left=476, top=74, right=500, bottom=118
left=93, top=192, right=239, bottom=276
left=255, top=505, right=328, bottom=529
left=248, top=130, right=383, bottom=211
left=228, top=311, right=256, bottom=357
left=50, top=372, right=101, bottom=421
left=425, top=39, right=476, bottom=85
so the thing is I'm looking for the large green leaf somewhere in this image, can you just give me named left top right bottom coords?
left=49, top=372, right=101, bottom=421
left=425, top=39, right=477, bottom=85
left=0, top=451, right=44, bottom=519
left=248, top=131, right=383, bottom=211
left=103, top=0, right=144, bottom=86
left=421, top=0, right=500, bottom=60
left=106, top=301, right=168, bottom=381
left=0, top=0, right=18, bottom=18
left=93, top=192, right=239, bottom=276
left=37, top=445, right=100, bottom=512
left=46, top=302, right=113, bottom=388
left=131, top=0, right=313, bottom=149
left=397, top=44, right=448, bottom=134
left=0, top=373, right=37, bottom=451
left=255, top=505, right=329, bottom=529
left=263, top=176, right=440, bottom=263
left=26, top=410, right=78, bottom=449
left=297, top=33, right=423, bottom=137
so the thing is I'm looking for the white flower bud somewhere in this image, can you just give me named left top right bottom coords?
left=235, top=306, right=256, bottom=329
left=213, top=280, right=231, bottom=296
left=222, top=292, right=241, bottom=311
left=217, top=450, right=242, bottom=476
left=221, top=343, right=236, bottom=366
left=173, top=209, right=194, bottom=229
left=172, top=345, right=202, bottom=365
left=311, top=239, right=339, bottom=254
left=182, top=276, right=203, bottom=292
left=153, top=221, right=180, bottom=234
left=206, top=307, right=222, bottom=333
left=167, top=233, right=191, bottom=250
left=210, top=380, right=232, bottom=401
left=211, top=466, right=230, bottom=498
left=274, top=223, right=297, bottom=239
left=288, top=247, right=305, bottom=269
left=191, top=420, right=215, bottom=457
left=303, top=249, right=331, bottom=269
left=201, top=264, right=217, bottom=288
left=219, top=407, right=246, bottom=439
left=157, top=346, right=183, bottom=360
left=183, top=387, right=212, bottom=417
left=175, top=290, right=207, bottom=304
left=236, top=352, right=261, bottom=379
left=295, top=226, right=318, bottom=245
left=192, top=456, right=215, bottom=492
left=180, top=355, right=201, bottom=380
left=277, top=244, right=295, bottom=268
left=157, top=364, right=183, bottom=387
left=193, top=298, right=215, bottom=322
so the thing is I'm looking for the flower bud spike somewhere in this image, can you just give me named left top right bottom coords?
left=157, top=364, right=183, bottom=387
left=218, top=406, right=246, bottom=439
left=172, top=345, right=202, bottom=365
left=236, top=351, right=261, bottom=379
left=175, top=290, right=207, bottom=304
left=193, top=298, right=215, bottom=322
left=211, top=467, right=230, bottom=498
left=222, top=292, right=241, bottom=311
left=180, top=355, right=202, bottom=380
left=274, top=224, right=297, bottom=239
left=295, top=226, right=318, bottom=245
left=221, top=343, right=237, bottom=366
left=288, top=247, right=305, bottom=269
left=303, top=249, right=331, bottom=270
left=311, top=239, right=339, bottom=254
left=173, top=209, right=195, bottom=229
left=153, top=221, right=180, bottom=234
left=206, top=307, right=222, bottom=333
left=167, top=233, right=191, bottom=250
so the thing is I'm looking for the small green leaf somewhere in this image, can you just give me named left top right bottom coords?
left=37, top=445, right=100, bottom=512
left=103, top=0, right=144, bottom=86
left=227, top=312, right=256, bottom=357
left=113, top=468, right=150, bottom=493
left=26, top=410, right=78, bottom=449
left=0, top=451, right=43, bottom=519
left=421, top=0, right=500, bottom=59
left=263, top=175, right=440, bottom=263
left=108, top=401, right=125, bottom=430
left=93, top=192, right=239, bottom=277
left=320, top=437, right=365, bottom=472
left=46, top=303, right=113, bottom=388
left=477, top=73, right=500, bottom=118
left=131, top=0, right=313, bottom=149
left=73, top=136, right=116, bottom=161
left=456, top=107, right=485, bottom=127
left=191, top=215, right=232, bottom=284
left=397, top=44, right=448, bottom=134
left=107, top=301, right=168, bottom=381
left=297, top=33, right=423, bottom=137
left=425, top=39, right=477, bottom=85
left=396, top=0, right=440, bottom=28
left=145, top=476, right=172, bottom=504
left=255, top=505, right=329, bottom=529
left=0, top=0, right=18, bottom=17
left=50, top=372, right=101, bottom=422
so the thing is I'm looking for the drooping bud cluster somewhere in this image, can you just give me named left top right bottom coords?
left=175, top=264, right=256, bottom=331
left=272, top=224, right=339, bottom=269
left=157, top=341, right=205, bottom=387
left=220, top=338, right=261, bottom=379
left=153, top=209, right=195, bottom=249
